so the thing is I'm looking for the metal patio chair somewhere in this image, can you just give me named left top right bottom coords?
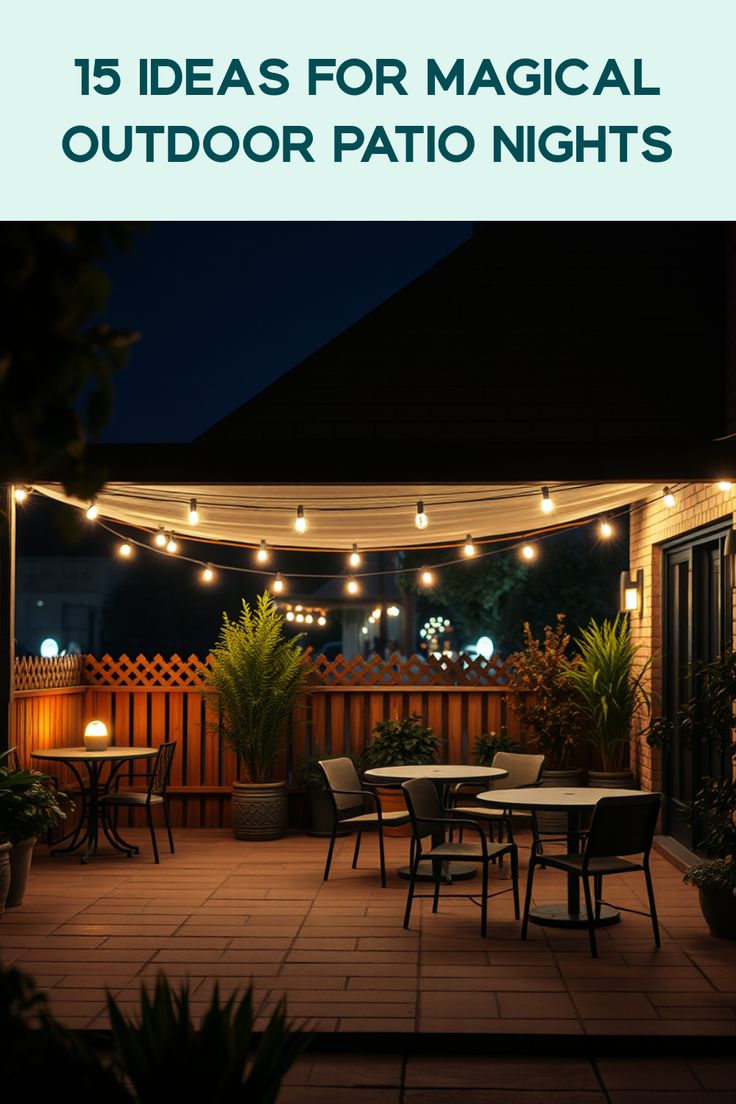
left=99, top=741, right=177, bottom=864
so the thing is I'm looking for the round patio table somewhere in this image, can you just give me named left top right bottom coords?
left=31, top=746, right=157, bottom=864
left=364, top=764, right=508, bottom=882
left=475, top=786, right=643, bottom=928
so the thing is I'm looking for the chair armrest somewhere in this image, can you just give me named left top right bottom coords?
left=110, top=770, right=155, bottom=792
left=415, top=812, right=490, bottom=856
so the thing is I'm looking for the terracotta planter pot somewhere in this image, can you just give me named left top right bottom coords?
left=536, top=767, right=586, bottom=835
left=375, top=786, right=412, bottom=837
left=698, top=887, right=736, bottom=939
left=7, top=836, right=37, bottom=908
left=231, top=781, right=287, bottom=841
left=0, top=842, right=11, bottom=915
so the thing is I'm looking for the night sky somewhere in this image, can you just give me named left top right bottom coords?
left=101, top=222, right=471, bottom=442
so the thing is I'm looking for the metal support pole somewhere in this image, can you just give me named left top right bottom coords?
left=0, top=485, right=16, bottom=753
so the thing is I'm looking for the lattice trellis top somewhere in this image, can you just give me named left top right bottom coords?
left=15, top=652, right=514, bottom=689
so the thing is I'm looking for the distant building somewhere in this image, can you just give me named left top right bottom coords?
left=15, top=557, right=116, bottom=655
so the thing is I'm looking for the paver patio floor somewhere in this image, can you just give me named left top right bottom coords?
left=2, top=828, right=736, bottom=1043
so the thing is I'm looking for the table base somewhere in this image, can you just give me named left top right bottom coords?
left=398, top=860, right=477, bottom=883
left=528, top=903, right=620, bottom=929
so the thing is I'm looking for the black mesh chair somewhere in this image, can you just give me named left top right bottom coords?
left=319, top=757, right=410, bottom=887
left=99, top=742, right=177, bottom=864
left=521, top=792, right=662, bottom=957
left=402, top=777, right=519, bottom=938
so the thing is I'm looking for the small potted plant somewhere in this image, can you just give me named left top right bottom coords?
left=0, top=751, right=69, bottom=911
left=473, top=728, right=521, bottom=766
left=647, top=649, right=736, bottom=938
left=364, top=714, right=441, bottom=835
left=205, top=592, right=311, bottom=841
left=296, top=748, right=360, bottom=837
left=566, top=615, right=652, bottom=788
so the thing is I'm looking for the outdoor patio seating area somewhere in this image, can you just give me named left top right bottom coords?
left=3, top=827, right=736, bottom=1043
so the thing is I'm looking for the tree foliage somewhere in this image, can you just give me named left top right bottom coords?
left=0, top=222, right=141, bottom=498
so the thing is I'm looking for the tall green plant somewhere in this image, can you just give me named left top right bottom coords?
left=206, top=593, right=310, bottom=784
left=566, top=615, right=652, bottom=772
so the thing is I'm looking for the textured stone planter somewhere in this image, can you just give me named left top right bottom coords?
left=231, top=781, right=288, bottom=841
left=0, top=842, right=11, bottom=915
left=587, top=769, right=636, bottom=790
left=7, top=836, right=37, bottom=908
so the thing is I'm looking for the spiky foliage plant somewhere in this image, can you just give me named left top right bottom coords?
left=566, top=614, right=652, bottom=772
left=107, top=975, right=307, bottom=1103
left=206, top=593, right=310, bottom=783
left=364, top=714, right=440, bottom=768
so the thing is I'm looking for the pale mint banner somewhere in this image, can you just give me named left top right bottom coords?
left=3, top=0, right=734, bottom=218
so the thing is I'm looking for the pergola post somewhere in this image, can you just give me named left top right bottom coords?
left=0, top=484, right=16, bottom=752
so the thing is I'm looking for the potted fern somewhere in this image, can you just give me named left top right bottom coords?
left=205, top=592, right=311, bottom=840
left=566, top=615, right=651, bottom=788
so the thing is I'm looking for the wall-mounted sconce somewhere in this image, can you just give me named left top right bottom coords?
left=619, top=569, right=643, bottom=616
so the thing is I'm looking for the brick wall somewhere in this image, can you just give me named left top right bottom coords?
left=628, top=482, right=735, bottom=793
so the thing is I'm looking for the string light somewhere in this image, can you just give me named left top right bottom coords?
left=188, top=498, right=199, bottom=525
left=154, top=528, right=167, bottom=548
left=718, top=481, right=732, bottom=492
left=387, top=606, right=400, bottom=617
left=294, top=505, right=308, bottom=534
left=166, top=534, right=178, bottom=553
left=295, top=613, right=304, bottom=622
left=346, top=576, right=360, bottom=595
left=201, top=564, right=215, bottom=583
left=463, top=534, right=476, bottom=557
left=599, top=519, right=613, bottom=539
left=256, top=540, right=269, bottom=563
left=86, top=499, right=99, bottom=520
left=540, top=486, right=554, bottom=514
left=521, top=544, right=537, bottom=561
left=271, top=573, right=285, bottom=594
left=419, top=568, right=434, bottom=587
left=415, top=501, right=429, bottom=529
left=305, top=614, right=314, bottom=624
left=349, top=543, right=361, bottom=568
left=118, top=542, right=132, bottom=558
left=663, top=486, right=676, bottom=508
left=317, top=615, right=327, bottom=626
left=13, top=486, right=29, bottom=503
left=286, top=611, right=295, bottom=621
left=372, top=607, right=382, bottom=619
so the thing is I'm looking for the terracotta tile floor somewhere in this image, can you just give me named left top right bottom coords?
left=2, top=826, right=736, bottom=1054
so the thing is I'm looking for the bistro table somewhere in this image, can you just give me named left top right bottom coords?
left=363, top=764, right=508, bottom=881
left=475, top=786, right=643, bottom=928
left=31, top=746, right=158, bottom=864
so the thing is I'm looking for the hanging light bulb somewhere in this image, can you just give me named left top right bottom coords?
left=521, top=544, right=537, bottom=561
left=256, top=540, right=269, bottom=563
left=166, top=534, right=178, bottom=554
left=599, top=519, right=613, bottom=539
left=415, top=501, right=429, bottom=529
left=294, top=505, right=308, bottom=533
left=718, top=481, right=732, bottom=493
left=295, top=612, right=305, bottom=622
left=285, top=610, right=295, bottom=621
left=387, top=605, right=400, bottom=617
left=118, top=542, right=132, bottom=558
left=86, top=499, right=98, bottom=520
left=346, top=576, right=360, bottom=595
left=154, top=528, right=167, bottom=548
left=305, top=614, right=314, bottom=624
left=419, top=568, right=434, bottom=587
left=272, top=572, right=285, bottom=594
left=201, top=564, right=214, bottom=583
left=463, top=535, right=476, bottom=557
left=317, top=615, right=327, bottom=627
left=349, top=543, right=361, bottom=568
left=372, top=607, right=382, bottom=619
left=540, top=486, right=554, bottom=515
left=188, top=498, right=200, bottom=525
left=663, top=486, right=676, bottom=508
left=13, top=486, right=29, bottom=503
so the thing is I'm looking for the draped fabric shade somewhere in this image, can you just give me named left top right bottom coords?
left=32, top=481, right=660, bottom=552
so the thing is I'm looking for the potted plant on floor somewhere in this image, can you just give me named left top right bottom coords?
left=566, top=614, right=652, bottom=789
left=296, top=748, right=360, bottom=837
left=0, top=751, right=69, bottom=911
left=364, top=714, right=441, bottom=835
left=647, top=649, right=736, bottom=938
left=205, top=592, right=311, bottom=841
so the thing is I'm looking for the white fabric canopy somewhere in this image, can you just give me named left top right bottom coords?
left=33, top=481, right=660, bottom=551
